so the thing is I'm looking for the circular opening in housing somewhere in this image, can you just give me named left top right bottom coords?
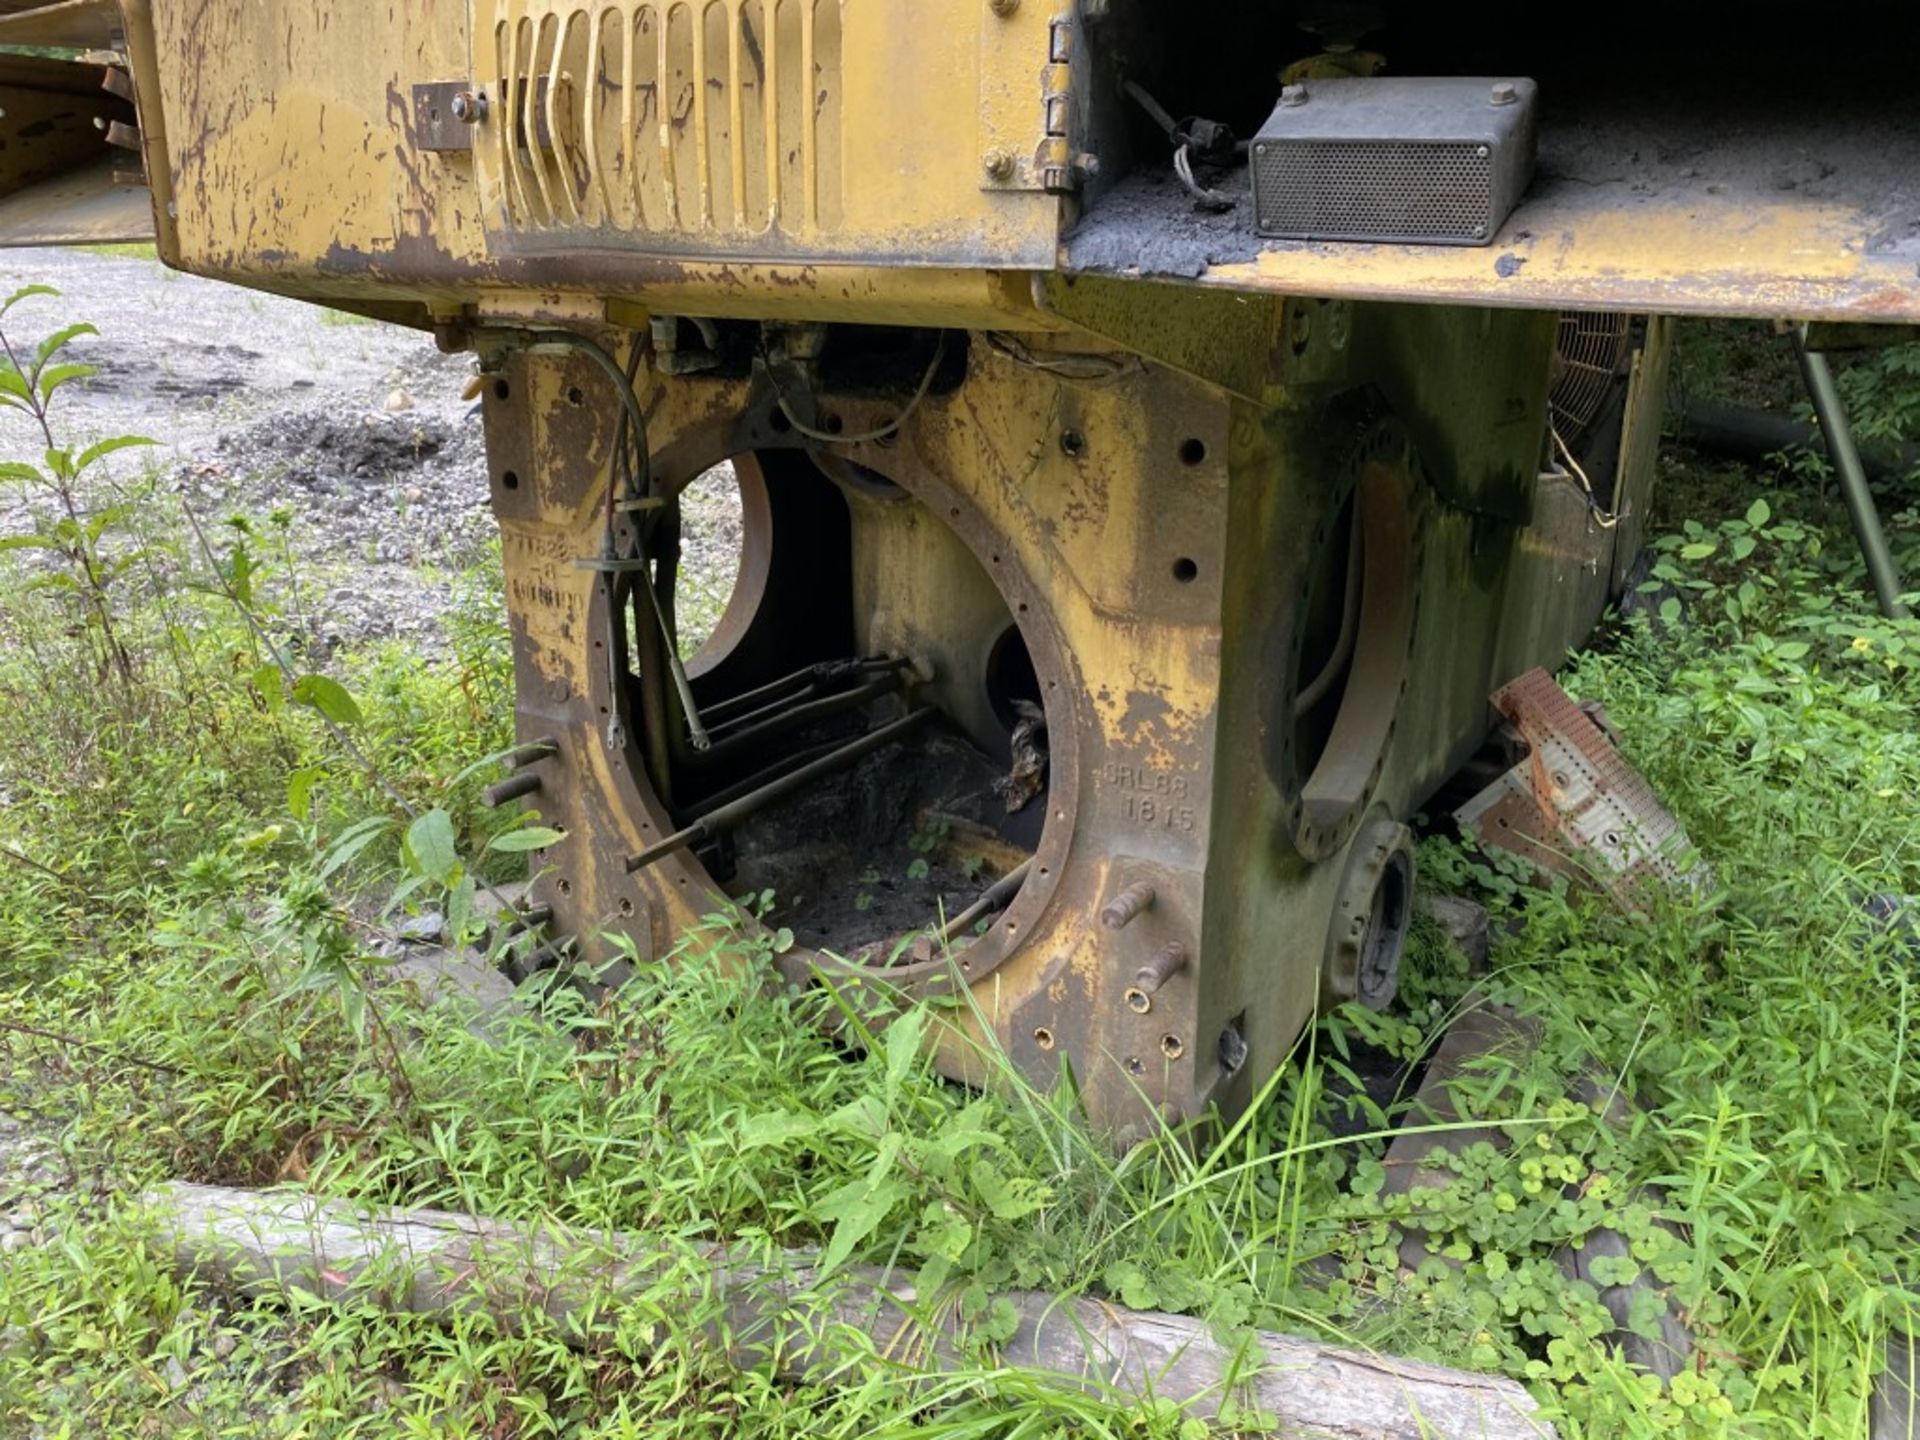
left=600, top=440, right=1066, bottom=986
left=502, top=470, right=521, bottom=491
left=671, top=461, right=748, bottom=665
left=1171, top=557, right=1199, bottom=584
left=1060, top=430, right=1086, bottom=458
left=493, top=379, right=510, bottom=402
left=984, top=623, right=1042, bottom=733
left=1179, top=438, right=1207, bottom=467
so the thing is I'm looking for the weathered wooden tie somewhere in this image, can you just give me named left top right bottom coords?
left=149, top=1181, right=1554, bottom=1440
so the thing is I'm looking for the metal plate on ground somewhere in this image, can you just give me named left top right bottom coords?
left=1455, top=668, right=1708, bottom=905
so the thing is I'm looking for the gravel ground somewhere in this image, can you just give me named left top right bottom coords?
left=0, top=247, right=742, bottom=656
left=0, top=247, right=488, bottom=651
left=0, top=1113, right=57, bottom=1261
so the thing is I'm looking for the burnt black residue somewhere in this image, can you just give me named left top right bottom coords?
left=719, top=726, right=1039, bottom=963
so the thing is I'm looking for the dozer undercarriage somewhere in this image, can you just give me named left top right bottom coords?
left=0, top=0, right=1915, bottom=1133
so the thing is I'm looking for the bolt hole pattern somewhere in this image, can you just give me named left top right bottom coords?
left=1126, top=1056, right=1145, bottom=1076
left=1179, top=437, right=1207, bottom=467
left=1033, top=1026, right=1055, bottom=1051
left=1172, top=557, right=1199, bottom=584
left=618, top=897, right=635, bottom=917
left=557, top=878, right=573, bottom=898
left=1060, top=430, right=1086, bottom=458
left=502, top=471, right=521, bottom=491
left=1125, top=988, right=1152, bottom=1014
left=1160, top=1034, right=1185, bottom=1060
left=566, top=385, right=585, bottom=407
left=493, top=379, right=511, bottom=402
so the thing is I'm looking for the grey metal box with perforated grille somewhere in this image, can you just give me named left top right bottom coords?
left=1251, top=77, right=1537, bottom=246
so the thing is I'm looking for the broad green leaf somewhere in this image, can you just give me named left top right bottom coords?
left=969, top=1157, right=1046, bottom=1221
left=1745, top=498, right=1772, bottom=528
left=738, top=1109, right=820, bottom=1149
left=0, top=461, right=44, bottom=486
left=286, top=765, right=324, bottom=820
left=34, top=322, right=97, bottom=367
left=0, top=534, right=56, bottom=553
left=292, top=674, right=364, bottom=727
left=1658, top=597, right=1682, bottom=625
left=36, top=362, right=96, bottom=402
left=251, top=661, right=284, bottom=712
left=446, top=874, right=476, bottom=946
left=884, top=1007, right=927, bottom=1097
left=76, top=435, right=157, bottom=471
left=0, top=284, right=57, bottom=318
left=813, top=1175, right=907, bottom=1276
left=1773, top=641, right=1811, bottom=662
left=1679, top=542, right=1717, bottom=561
left=487, top=825, right=564, bottom=853
left=405, top=808, right=459, bottom=886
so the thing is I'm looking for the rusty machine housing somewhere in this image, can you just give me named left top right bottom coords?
left=2, top=0, right=1917, bottom=1137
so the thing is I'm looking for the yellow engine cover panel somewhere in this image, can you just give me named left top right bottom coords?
left=147, top=0, right=1067, bottom=290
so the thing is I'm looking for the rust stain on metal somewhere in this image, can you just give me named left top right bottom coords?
left=1455, top=668, right=1709, bottom=907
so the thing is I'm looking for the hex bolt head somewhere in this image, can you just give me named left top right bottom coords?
left=1489, top=81, right=1519, bottom=106
left=451, top=90, right=488, bottom=124
left=983, top=148, right=1017, bottom=182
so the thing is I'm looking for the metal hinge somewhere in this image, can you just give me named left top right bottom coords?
left=979, top=5, right=1092, bottom=194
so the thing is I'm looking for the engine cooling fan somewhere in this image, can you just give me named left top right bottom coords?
left=1549, top=311, right=1633, bottom=449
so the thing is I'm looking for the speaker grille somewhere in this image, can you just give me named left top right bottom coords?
left=1254, top=140, right=1495, bottom=243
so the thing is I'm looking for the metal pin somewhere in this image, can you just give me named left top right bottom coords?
left=1134, top=942, right=1189, bottom=995
left=504, top=737, right=558, bottom=769
left=494, top=903, right=553, bottom=940
left=1101, top=881, right=1156, bottom=930
left=484, top=773, right=541, bottom=808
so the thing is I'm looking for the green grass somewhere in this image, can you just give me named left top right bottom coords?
left=0, top=311, right=1918, bottom=1437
